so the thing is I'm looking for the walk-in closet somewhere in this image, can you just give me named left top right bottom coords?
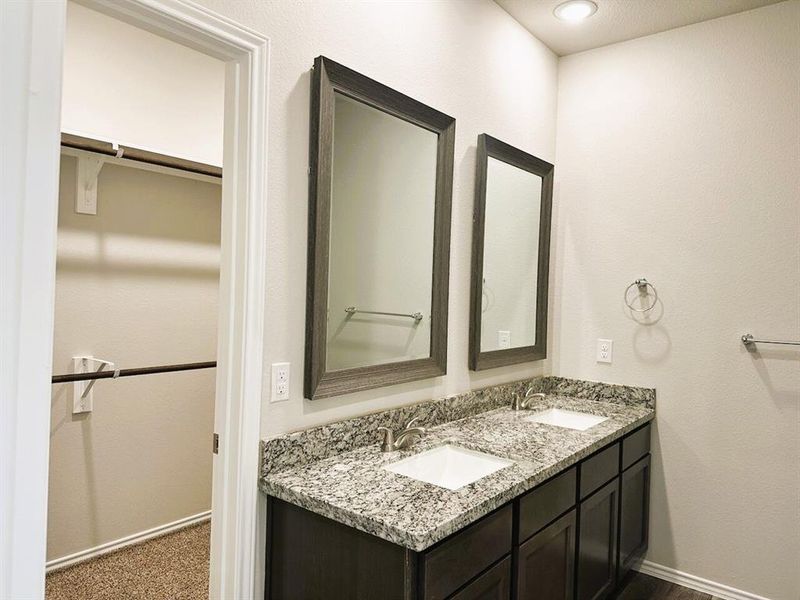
left=46, top=4, right=225, bottom=598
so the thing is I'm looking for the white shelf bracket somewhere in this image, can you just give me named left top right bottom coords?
left=72, top=356, right=116, bottom=414
left=75, top=154, right=105, bottom=215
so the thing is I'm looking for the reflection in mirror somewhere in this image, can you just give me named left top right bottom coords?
left=305, top=56, right=455, bottom=400
left=469, top=134, right=553, bottom=370
left=327, top=93, right=437, bottom=370
left=481, top=157, right=542, bottom=352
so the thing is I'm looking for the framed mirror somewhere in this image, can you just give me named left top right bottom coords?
left=469, top=134, right=553, bottom=370
left=305, top=56, right=455, bottom=400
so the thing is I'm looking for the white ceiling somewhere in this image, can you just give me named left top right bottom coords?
left=494, top=0, right=786, bottom=56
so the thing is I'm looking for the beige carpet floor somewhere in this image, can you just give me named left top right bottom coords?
left=46, top=521, right=210, bottom=600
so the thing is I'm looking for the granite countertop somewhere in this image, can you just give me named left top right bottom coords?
left=260, top=391, right=654, bottom=552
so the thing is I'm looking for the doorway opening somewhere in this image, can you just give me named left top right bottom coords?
left=45, top=4, right=223, bottom=597
left=36, top=1, right=269, bottom=598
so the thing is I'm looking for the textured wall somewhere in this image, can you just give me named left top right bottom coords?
left=553, top=3, right=800, bottom=598
left=62, top=2, right=225, bottom=165
left=48, top=158, right=220, bottom=561
left=189, top=0, right=559, bottom=435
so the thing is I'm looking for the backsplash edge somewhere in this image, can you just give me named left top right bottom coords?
left=260, top=375, right=655, bottom=477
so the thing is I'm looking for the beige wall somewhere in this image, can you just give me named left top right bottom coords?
left=63, top=2, right=225, bottom=165
left=189, top=0, right=559, bottom=434
left=48, top=157, right=221, bottom=561
left=553, top=3, right=800, bottom=598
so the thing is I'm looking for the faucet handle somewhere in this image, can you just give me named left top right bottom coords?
left=522, top=390, right=546, bottom=409
left=512, top=387, right=546, bottom=411
left=404, top=417, right=421, bottom=430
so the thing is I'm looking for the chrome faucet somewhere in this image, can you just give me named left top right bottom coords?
left=511, top=387, right=546, bottom=411
left=377, top=417, right=426, bottom=452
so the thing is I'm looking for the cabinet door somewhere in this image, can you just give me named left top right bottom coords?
left=450, top=556, right=511, bottom=600
left=576, top=478, right=619, bottom=600
left=516, top=510, right=576, bottom=600
left=619, top=455, right=650, bottom=579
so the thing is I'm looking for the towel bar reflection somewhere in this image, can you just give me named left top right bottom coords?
left=741, top=334, right=800, bottom=347
left=345, top=306, right=424, bottom=323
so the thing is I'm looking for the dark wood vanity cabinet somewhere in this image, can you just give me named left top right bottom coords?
left=421, top=505, right=513, bottom=600
left=618, top=454, right=651, bottom=580
left=516, top=510, right=576, bottom=600
left=267, top=497, right=413, bottom=600
left=265, top=423, right=651, bottom=600
left=451, top=557, right=512, bottom=600
left=576, top=478, right=619, bottom=600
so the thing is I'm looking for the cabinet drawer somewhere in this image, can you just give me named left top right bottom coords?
left=423, top=504, right=512, bottom=600
left=518, top=467, right=576, bottom=542
left=579, top=443, right=620, bottom=499
left=450, top=556, right=511, bottom=600
left=622, top=424, right=651, bottom=470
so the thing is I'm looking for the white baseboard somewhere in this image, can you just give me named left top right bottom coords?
left=46, top=510, right=211, bottom=573
left=637, top=560, right=772, bottom=600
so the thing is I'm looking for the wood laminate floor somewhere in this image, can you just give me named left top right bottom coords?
left=47, top=524, right=719, bottom=600
left=614, top=571, right=725, bottom=600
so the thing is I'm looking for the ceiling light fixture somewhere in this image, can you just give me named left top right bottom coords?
left=553, top=0, right=598, bottom=22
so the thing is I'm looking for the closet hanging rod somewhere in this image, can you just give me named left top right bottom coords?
left=51, top=361, right=217, bottom=384
left=61, top=133, right=222, bottom=179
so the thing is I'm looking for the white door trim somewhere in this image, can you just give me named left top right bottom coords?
left=1, top=1, right=269, bottom=598
left=1, top=2, right=67, bottom=598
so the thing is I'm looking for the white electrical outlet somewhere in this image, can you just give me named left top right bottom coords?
left=271, top=362, right=290, bottom=402
left=73, top=357, right=93, bottom=414
left=498, top=330, right=511, bottom=349
left=596, top=339, right=613, bottom=364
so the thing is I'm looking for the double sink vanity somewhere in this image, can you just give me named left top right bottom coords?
left=264, top=56, right=656, bottom=599
left=261, top=377, right=655, bottom=600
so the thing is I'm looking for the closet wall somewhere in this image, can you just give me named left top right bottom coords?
left=48, top=159, right=220, bottom=561
left=49, top=4, right=225, bottom=562
left=62, top=2, right=225, bottom=165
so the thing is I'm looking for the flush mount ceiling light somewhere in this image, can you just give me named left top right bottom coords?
left=553, top=0, right=598, bottom=22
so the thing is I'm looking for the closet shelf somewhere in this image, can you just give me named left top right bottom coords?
left=61, top=133, right=222, bottom=178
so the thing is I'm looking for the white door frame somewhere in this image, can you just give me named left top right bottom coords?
left=0, top=1, right=269, bottom=598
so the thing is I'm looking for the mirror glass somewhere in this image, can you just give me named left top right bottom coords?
left=469, top=133, right=552, bottom=371
left=480, top=156, right=542, bottom=352
left=325, top=93, right=437, bottom=370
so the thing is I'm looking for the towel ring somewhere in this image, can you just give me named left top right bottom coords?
left=625, top=278, right=658, bottom=313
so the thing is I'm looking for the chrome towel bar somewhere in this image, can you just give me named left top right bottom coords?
left=345, top=306, right=424, bottom=323
left=741, top=334, right=800, bottom=347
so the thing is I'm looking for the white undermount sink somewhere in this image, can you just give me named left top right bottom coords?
left=525, top=408, right=608, bottom=431
left=382, top=444, right=513, bottom=491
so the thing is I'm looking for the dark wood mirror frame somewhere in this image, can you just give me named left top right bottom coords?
left=304, top=56, right=456, bottom=400
left=469, top=134, right=554, bottom=371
